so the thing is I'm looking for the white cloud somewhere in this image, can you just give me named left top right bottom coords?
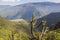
left=48, top=0, right=60, bottom=3
left=1, top=0, right=20, bottom=2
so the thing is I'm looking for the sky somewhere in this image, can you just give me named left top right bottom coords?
left=0, top=0, right=60, bottom=5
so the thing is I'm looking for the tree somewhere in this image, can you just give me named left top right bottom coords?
left=39, top=20, right=48, bottom=40
left=30, top=13, right=37, bottom=40
left=30, top=13, right=48, bottom=40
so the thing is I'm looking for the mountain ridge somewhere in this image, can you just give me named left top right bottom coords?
left=0, top=2, right=60, bottom=20
left=37, top=12, right=60, bottom=26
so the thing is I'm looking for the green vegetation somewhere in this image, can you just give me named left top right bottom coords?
left=0, top=16, right=30, bottom=40
left=0, top=14, right=60, bottom=40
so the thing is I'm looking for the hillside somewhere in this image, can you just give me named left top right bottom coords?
left=0, top=15, right=60, bottom=40
left=37, top=12, right=60, bottom=26
left=0, top=17, right=30, bottom=40
left=0, top=2, right=60, bottom=20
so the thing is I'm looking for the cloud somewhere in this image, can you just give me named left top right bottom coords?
left=1, top=0, right=60, bottom=3
left=1, top=0, right=20, bottom=2
left=48, top=0, right=60, bottom=3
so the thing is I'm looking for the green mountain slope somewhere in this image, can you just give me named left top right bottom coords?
left=0, top=17, right=30, bottom=40
left=0, top=16, right=60, bottom=40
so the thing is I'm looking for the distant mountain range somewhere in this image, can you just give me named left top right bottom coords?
left=0, top=5, right=10, bottom=11
left=0, top=2, right=60, bottom=20
left=37, top=12, right=60, bottom=26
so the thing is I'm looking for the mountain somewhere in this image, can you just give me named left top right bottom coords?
left=37, top=12, right=60, bottom=26
left=0, top=2, right=60, bottom=20
left=0, top=5, right=11, bottom=11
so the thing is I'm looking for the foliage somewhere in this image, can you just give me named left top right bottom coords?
left=0, top=17, right=30, bottom=40
left=0, top=16, right=60, bottom=40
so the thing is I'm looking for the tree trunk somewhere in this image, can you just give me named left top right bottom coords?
left=39, top=26, right=45, bottom=40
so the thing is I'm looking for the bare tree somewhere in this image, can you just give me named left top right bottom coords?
left=39, top=20, right=47, bottom=40
left=30, top=13, right=37, bottom=40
